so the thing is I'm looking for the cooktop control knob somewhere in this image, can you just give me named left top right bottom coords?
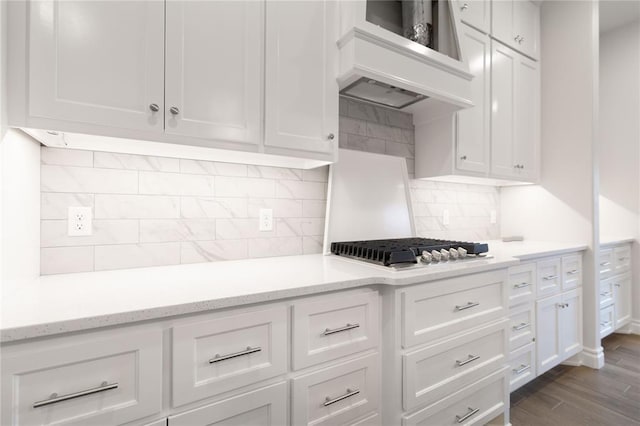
left=449, top=248, right=459, bottom=259
left=431, top=250, right=442, bottom=262
left=457, top=247, right=468, bottom=258
left=420, top=250, right=433, bottom=263
left=440, top=249, right=450, bottom=261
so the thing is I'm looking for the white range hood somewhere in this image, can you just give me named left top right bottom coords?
left=337, top=1, right=474, bottom=114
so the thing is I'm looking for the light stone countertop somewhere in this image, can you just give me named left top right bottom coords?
left=1, top=240, right=587, bottom=343
left=600, top=237, right=636, bottom=247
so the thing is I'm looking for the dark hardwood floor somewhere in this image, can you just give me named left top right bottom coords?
left=510, top=333, right=640, bottom=426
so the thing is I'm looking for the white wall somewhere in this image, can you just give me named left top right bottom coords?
left=501, top=1, right=602, bottom=367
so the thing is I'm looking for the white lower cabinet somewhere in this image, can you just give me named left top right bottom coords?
left=0, top=327, right=163, bottom=426
left=598, top=243, right=632, bottom=338
left=167, top=382, right=287, bottom=426
left=613, top=272, right=632, bottom=329
left=508, top=343, right=536, bottom=392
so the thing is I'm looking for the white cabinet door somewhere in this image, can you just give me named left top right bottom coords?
left=491, top=0, right=539, bottom=60
left=456, top=24, right=490, bottom=175
left=559, top=289, right=582, bottom=360
left=264, top=0, right=338, bottom=155
left=490, top=41, right=517, bottom=179
left=535, top=294, right=561, bottom=375
left=29, top=0, right=165, bottom=131
left=165, top=0, right=262, bottom=145
left=613, top=273, right=632, bottom=329
left=456, top=0, right=490, bottom=34
left=513, top=54, right=539, bottom=181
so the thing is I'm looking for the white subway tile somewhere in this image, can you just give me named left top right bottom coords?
left=95, top=194, right=179, bottom=219
left=41, top=246, right=95, bottom=275
left=247, top=165, right=302, bottom=180
left=276, top=218, right=325, bottom=237
left=275, top=180, right=326, bottom=200
left=95, top=243, right=180, bottom=271
left=180, top=159, right=247, bottom=177
left=339, top=117, right=367, bottom=135
left=216, top=218, right=276, bottom=239
left=41, top=165, right=138, bottom=194
left=181, top=240, right=248, bottom=264
left=180, top=197, right=247, bottom=219
left=215, top=176, right=276, bottom=198
left=94, top=152, right=179, bottom=172
left=248, top=198, right=302, bottom=218
left=41, top=193, right=94, bottom=219
left=303, top=236, right=324, bottom=254
left=346, top=134, right=386, bottom=154
left=385, top=141, right=414, bottom=158
left=140, top=219, right=216, bottom=242
left=367, top=122, right=403, bottom=142
left=41, top=147, right=93, bottom=167
left=302, top=166, right=329, bottom=182
left=248, top=237, right=303, bottom=258
left=139, top=171, right=214, bottom=196
left=302, top=200, right=327, bottom=218
left=41, top=219, right=139, bottom=247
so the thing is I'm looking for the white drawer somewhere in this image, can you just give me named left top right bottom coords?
left=599, top=277, right=614, bottom=308
left=402, top=367, right=508, bottom=426
left=561, top=253, right=582, bottom=291
left=613, top=244, right=631, bottom=274
left=292, top=291, right=379, bottom=370
left=291, top=353, right=379, bottom=426
left=537, top=257, right=562, bottom=298
left=403, top=319, right=508, bottom=410
left=508, top=342, right=536, bottom=392
left=600, top=305, right=615, bottom=338
left=507, top=262, right=536, bottom=307
left=0, top=328, right=162, bottom=426
left=167, top=382, right=286, bottom=426
left=172, top=306, right=287, bottom=407
left=599, top=248, right=614, bottom=279
left=401, top=269, right=508, bottom=348
left=509, top=302, right=535, bottom=352
left=350, top=412, right=380, bottom=426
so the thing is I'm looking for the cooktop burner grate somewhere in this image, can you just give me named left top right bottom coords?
left=330, top=237, right=489, bottom=266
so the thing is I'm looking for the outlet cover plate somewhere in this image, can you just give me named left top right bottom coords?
left=68, top=206, right=93, bottom=236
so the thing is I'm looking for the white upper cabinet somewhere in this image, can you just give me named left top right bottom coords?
left=164, top=1, right=262, bottom=145
left=456, top=0, right=490, bottom=34
left=29, top=0, right=165, bottom=132
left=491, top=41, right=539, bottom=182
left=264, top=0, right=338, bottom=156
left=492, top=0, right=540, bottom=60
left=456, top=24, right=490, bottom=175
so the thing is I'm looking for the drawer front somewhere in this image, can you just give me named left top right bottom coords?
left=350, top=412, right=380, bottom=426
left=403, top=320, right=508, bottom=410
left=509, top=342, right=536, bottom=392
left=561, top=253, right=582, bottom=291
left=537, top=257, right=562, bottom=298
left=172, top=306, right=287, bottom=407
left=600, top=305, right=615, bottom=338
left=168, top=382, right=286, bottom=426
left=599, top=278, right=614, bottom=308
left=292, top=353, right=379, bottom=426
left=1, top=329, right=162, bottom=426
left=403, top=367, right=508, bottom=426
left=292, top=291, right=379, bottom=370
left=508, top=262, right=536, bottom=307
left=401, top=270, right=508, bottom=348
left=613, top=245, right=631, bottom=274
left=509, top=302, right=535, bottom=352
left=599, top=248, right=614, bottom=279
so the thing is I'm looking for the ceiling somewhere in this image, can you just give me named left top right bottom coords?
left=600, top=0, right=640, bottom=33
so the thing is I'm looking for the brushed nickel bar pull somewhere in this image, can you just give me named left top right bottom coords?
left=209, top=346, right=261, bottom=364
left=600, top=261, right=611, bottom=266
left=567, top=269, right=579, bottom=275
left=323, top=323, right=360, bottom=336
left=513, top=364, right=531, bottom=375
left=513, top=282, right=530, bottom=289
left=33, top=381, right=118, bottom=408
left=456, top=354, right=480, bottom=367
left=323, top=388, right=360, bottom=407
left=456, top=407, right=480, bottom=423
left=601, top=321, right=612, bottom=327
left=455, top=302, right=479, bottom=311
left=512, top=322, right=530, bottom=331
left=543, top=275, right=558, bottom=281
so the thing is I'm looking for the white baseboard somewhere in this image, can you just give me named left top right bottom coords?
left=580, top=346, right=605, bottom=369
left=630, top=319, right=640, bottom=335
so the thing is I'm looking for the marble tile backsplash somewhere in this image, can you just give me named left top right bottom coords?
left=39, top=98, right=499, bottom=274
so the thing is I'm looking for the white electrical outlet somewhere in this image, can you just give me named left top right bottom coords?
left=259, top=208, right=273, bottom=231
left=443, top=209, right=450, bottom=226
left=68, top=206, right=93, bottom=236
left=490, top=210, right=497, bottom=224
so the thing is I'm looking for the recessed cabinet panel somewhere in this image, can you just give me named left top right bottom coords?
left=561, top=254, right=582, bottom=291
left=456, top=0, right=490, bottom=34
left=491, top=0, right=539, bottom=60
left=490, top=42, right=517, bottom=178
left=535, top=294, right=561, bottom=375
left=265, top=0, right=338, bottom=155
left=613, top=272, right=632, bottom=328
left=456, top=25, right=490, bottom=175
left=509, top=302, right=535, bottom=352
left=514, top=55, right=539, bottom=180
left=29, top=0, right=165, bottom=131
left=508, top=342, right=536, bottom=392
left=559, top=289, right=582, bottom=360
left=536, top=257, right=562, bottom=298
left=164, top=0, right=262, bottom=144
